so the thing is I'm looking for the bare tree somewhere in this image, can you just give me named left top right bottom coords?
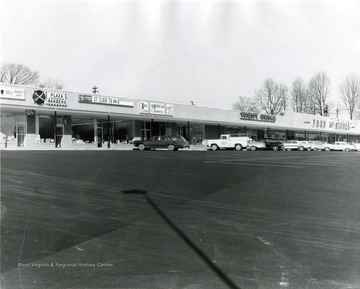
left=256, top=79, right=288, bottom=115
left=232, top=96, right=260, bottom=113
left=308, top=72, right=331, bottom=116
left=291, top=78, right=311, bottom=113
left=339, top=73, right=360, bottom=120
left=39, top=78, right=64, bottom=89
left=0, top=63, right=39, bottom=85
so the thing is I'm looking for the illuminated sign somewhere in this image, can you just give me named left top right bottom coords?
left=79, top=95, right=133, bottom=107
left=0, top=87, right=25, bottom=100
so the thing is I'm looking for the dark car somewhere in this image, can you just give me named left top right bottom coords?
left=260, top=138, right=285, bottom=151
left=133, top=135, right=190, bottom=151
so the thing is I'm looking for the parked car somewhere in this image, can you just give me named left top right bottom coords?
left=282, top=140, right=310, bottom=151
left=133, top=135, right=190, bottom=151
left=246, top=139, right=266, bottom=151
left=351, top=143, right=360, bottom=152
left=261, top=138, right=285, bottom=151
left=305, top=141, right=324, bottom=151
left=330, top=141, right=355, bottom=152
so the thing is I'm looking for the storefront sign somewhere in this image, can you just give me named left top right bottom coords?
left=0, top=87, right=25, bottom=100
left=140, top=101, right=174, bottom=116
left=46, top=91, right=67, bottom=107
left=312, top=119, right=327, bottom=129
left=166, top=104, right=174, bottom=116
left=79, top=95, right=133, bottom=107
left=33, top=90, right=46, bottom=105
left=240, top=112, right=276, bottom=123
left=328, top=120, right=350, bottom=131
left=139, top=101, right=149, bottom=113
left=150, top=102, right=165, bottom=115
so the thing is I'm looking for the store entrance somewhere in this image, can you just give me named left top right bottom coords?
left=16, top=122, right=26, bottom=147
left=56, top=125, right=64, bottom=148
left=97, top=127, right=103, bottom=147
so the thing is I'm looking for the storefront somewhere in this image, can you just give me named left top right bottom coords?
left=1, top=83, right=360, bottom=149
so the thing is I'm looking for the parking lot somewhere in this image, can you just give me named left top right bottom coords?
left=1, top=150, right=360, bottom=289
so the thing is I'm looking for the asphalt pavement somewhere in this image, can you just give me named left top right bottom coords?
left=1, top=150, right=360, bottom=289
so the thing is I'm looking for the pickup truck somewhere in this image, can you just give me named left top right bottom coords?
left=202, top=134, right=251, bottom=151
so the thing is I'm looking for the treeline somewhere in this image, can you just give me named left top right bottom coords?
left=0, top=63, right=64, bottom=89
left=233, top=72, right=360, bottom=120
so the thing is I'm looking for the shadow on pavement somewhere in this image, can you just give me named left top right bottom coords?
left=123, top=189, right=241, bottom=289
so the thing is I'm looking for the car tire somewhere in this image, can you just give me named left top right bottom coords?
left=299, top=146, right=304, bottom=151
left=272, top=146, right=279, bottom=151
left=211, top=144, right=218, bottom=151
left=345, top=148, right=350, bottom=152
left=307, top=148, right=312, bottom=151
left=138, top=144, right=146, bottom=151
left=235, top=144, right=243, bottom=151
left=168, top=144, right=176, bottom=151
left=325, top=147, right=330, bottom=151
left=250, top=146, right=257, bottom=151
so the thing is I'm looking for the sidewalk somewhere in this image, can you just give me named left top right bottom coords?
left=1, top=144, right=208, bottom=151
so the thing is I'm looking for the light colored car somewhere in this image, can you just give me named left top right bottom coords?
left=306, top=141, right=324, bottom=151
left=282, top=140, right=310, bottom=151
left=330, top=141, right=355, bottom=151
left=352, top=143, right=360, bottom=151
left=246, top=139, right=266, bottom=151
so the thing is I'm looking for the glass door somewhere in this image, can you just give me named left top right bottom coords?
left=16, top=122, right=26, bottom=147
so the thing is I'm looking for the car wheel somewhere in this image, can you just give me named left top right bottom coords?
left=299, top=146, right=304, bottom=151
left=272, top=146, right=279, bottom=151
left=325, top=147, right=330, bottom=151
left=168, top=144, right=176, bottom=151
left=313, top=148, right=317, bottom=151
left=235, top=144, right=243, bottom=151
left=250, top=146, right=257, bottom=151
left=345, top=148, right=350, bottom=152
left=138, top=144, right=146, bottom=151
left=211, top=144, right=218, bottom=151
left=307, top=148, right=312, bottom=151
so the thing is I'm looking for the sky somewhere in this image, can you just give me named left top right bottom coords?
left=1, top=0, right=360, bottom=111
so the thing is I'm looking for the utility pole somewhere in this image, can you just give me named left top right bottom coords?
left=92, top=85, right=99, bottom=94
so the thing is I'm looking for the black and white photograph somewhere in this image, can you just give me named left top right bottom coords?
left=1, top=0, right=360, bottom=288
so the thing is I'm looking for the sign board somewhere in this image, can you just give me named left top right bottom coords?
left=79, top=95, right=134, bottom=107
left=140, top=101, right=174, bottom=116
left=0, top=87, right=25, bottom=100
left=46, top=91, right=67, bottom=107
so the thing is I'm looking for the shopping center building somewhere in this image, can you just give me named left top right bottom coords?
left=1, top=83, right=360, bottom=149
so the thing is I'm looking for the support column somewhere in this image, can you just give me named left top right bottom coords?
left=151, top=118, right=154, bottom=138
left=107, top=115, right=111, bottom=148
left=218, top=123, right=221, bottom=138
left=54, top=111, right=57, bottom=148
left=187, top=121, right=190, bottom=142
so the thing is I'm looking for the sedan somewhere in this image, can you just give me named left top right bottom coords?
left=330, top=141, right=355, bottom=152
left=133, top=135, right=190, bottom=151
left=261, top=138, right=285, bottom=151
left=246, top=140, right=266, bottom=151
left=282, top=140, right=310, bottom=151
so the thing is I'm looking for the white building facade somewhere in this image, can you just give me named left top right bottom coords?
left=1, top=83, right=360, bottom=149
